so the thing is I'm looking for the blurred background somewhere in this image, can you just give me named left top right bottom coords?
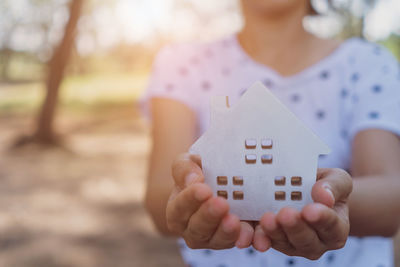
left=0, top=0, right=399, bottom=266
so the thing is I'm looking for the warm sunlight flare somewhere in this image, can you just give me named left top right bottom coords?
left=0, top=1, right=400, bottom=266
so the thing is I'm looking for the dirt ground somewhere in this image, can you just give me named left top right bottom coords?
left=0, top=106, right=184, bottom=267
left=0, top=106, right=399, bottom=267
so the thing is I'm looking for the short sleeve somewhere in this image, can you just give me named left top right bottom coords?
left=347, top=44, right=400, bottom=139
left=139, top=45, right=198, bottom=120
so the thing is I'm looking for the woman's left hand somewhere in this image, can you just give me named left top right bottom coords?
left=253, top=168, right=353, bottom=260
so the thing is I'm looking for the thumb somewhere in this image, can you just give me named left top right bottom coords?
left=312, top=168, right=353, bottom=208
left=171, top=153, right=204, bottom=189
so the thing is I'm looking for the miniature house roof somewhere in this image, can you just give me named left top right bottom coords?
left=191, top=81, right=331, bottom=156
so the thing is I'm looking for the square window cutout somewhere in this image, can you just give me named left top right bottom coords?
left=233, top=191, right=244, bottom=200
left=261, top=139, right=273, bottom=149
left=233, top=176, right=243, bottom=185
left=261, top=154, right=273, bottom=164
left=274, top=176, right=286, bottom=186
left=275, top=191, right=285, bottom=200
left=245, top=139, right=257, bottom=149
left=291, top=191, right=302, bottom=201
left=217, top=176, right=228, bottom=185
left=291, top=176, right=302, bottom=186
left=217, top=190, right=228, bottom=199
left=245, top=154, right=257, bottom=164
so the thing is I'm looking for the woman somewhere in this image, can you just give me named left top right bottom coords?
left=143, top=1, right=400, bottom=266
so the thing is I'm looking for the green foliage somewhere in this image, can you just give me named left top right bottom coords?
left=380, top=35, right=400, bottom=61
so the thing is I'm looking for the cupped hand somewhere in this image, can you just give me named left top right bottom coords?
left=166, top=153, right=254, bottom=249
left=254, top=168, right=353, bottom=259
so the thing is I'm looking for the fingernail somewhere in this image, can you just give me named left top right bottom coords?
left=235, top=239, right=244, bottom=248
left=185, top=172, right=198, bottom=187
left=223, top=221, right=234, bottom=234
left=264, top=220, right=276, bottom=232
left=208, top=204, right=219, bottom=217
left=194, top=188, right=208, bottom=202
left=323, top=185, right=335, bottom=201
left=257, top=241, right=271, bottom=252
left=306, top=207, right=320, bottom=222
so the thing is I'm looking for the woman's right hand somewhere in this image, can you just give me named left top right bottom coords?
left=166, top=153, right=256, bottom=250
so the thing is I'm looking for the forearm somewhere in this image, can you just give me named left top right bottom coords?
left=349, top=175, right=400, bottom=237
left=145, top=98, right=198, bottom=236
left=145, top=183, right=175, bottom=236
left=144, top=147, right=178, bottom=236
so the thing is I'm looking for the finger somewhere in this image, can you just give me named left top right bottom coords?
left=189, top=154, right=202, bottom=168
left=209, top=213, right=241, bottom=249
left=260, top=212, right=292, bottom=250
left=166, top=183, right=212, bottom=234
left=252, top=224, right=271, bottom=252
left=277, top=207, right=323, bottom=257
left=172, top=153, right=204, bottom=189
left=313, top=168, right=353, bottom=207
left=302, top=203, right=349, bottom=249
left=235, top=221, right=254, bottom=249
left=183, top=196, right=229, bottom=246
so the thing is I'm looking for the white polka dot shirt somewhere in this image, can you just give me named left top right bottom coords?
left=142, top=35, right=400, bottom=267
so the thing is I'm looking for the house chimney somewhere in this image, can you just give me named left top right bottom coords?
left=211, top=95, right=230, bottom=108
left=210, top=95, right=229, bottom=121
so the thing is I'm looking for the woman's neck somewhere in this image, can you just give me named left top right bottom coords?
left=237, top=7, right=339, bottom=77
left=238, top=5, right=311, bottom=54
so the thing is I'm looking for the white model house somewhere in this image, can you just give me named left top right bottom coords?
left=189, top=81, right=330, bottom=220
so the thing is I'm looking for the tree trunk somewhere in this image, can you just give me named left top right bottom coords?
left=0, top=48, right=12, bottom=82
left=34, top=0, right=83, bottom=144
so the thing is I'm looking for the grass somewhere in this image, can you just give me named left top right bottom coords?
left=0, top=72, right=149, bottom=115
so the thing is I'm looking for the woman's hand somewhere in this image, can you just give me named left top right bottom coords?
left=254, top=168, right=353, bottom=259
left=167, top=154, right=353, bottom=257
left=166, top=153, right=254, bottom=249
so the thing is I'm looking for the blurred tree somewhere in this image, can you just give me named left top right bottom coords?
left=33, top=0, right=84, bottom=144
left=12, top=0, right=84, bottom=146
left=330, top=0, right=378, bottom=39
left=0, top=1, right=18, bottom=81
left=0, top=0, right=69, bottom=82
